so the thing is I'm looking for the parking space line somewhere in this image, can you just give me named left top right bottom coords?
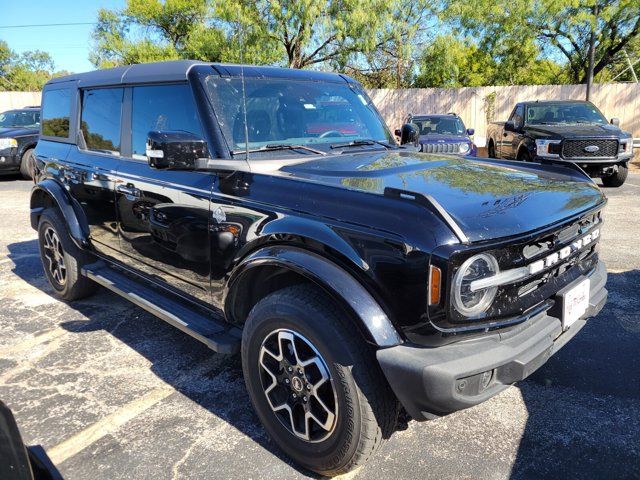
left=48, top=386, right=175, bottom=465
left=47, top=355, right=230, bottom=465
left=0, top=327, right=68, bottom=356
left=0, top=254, right=39, bottom=266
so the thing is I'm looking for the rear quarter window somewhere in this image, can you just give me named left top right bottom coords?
left=41, top=88, right=72, bottom=138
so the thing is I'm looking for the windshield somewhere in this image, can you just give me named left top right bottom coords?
left=204, top=76, right=393, bottom=156
left=412, top=116, right=466, bottom=135
left=0, top=110, right=40, bottom=128
left=526, top=103, right=607, bottom=125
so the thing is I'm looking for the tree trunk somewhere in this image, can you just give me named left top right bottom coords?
left=585, top=4, right=599, bottom=101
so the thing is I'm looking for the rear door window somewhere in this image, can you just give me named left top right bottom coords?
left=41, top=88, right=72, bottom=138
left=80, top=88, right=124, bottom=155
left=130, top=84, right=203, bottom=159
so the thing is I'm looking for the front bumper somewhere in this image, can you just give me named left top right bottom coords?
left=0, top=148, right=20, bottom=172
left=377, top=260, right=607, bottom=421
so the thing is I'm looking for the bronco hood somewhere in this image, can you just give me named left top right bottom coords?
left=281, top=151, right=606, bottom=242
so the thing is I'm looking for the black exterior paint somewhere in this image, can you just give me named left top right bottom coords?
left=31, top=61, right=607, bottom=352
left=0, top=118, right=40, bottom=175
left=486, top=100, right=633, bottom=172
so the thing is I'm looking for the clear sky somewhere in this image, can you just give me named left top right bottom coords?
left=1, top=0, right=126, bottom=73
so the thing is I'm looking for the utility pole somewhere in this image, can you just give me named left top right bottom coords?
left=586, top=3, right=599, bottom=101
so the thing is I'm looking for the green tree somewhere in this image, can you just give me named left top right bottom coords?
left=444, top=0, right=640, bottom=84
left=0, top=40, right=60, bottom=91
left=340, top=0, right=434, bottom=88
left=91, top=0, right=400, bottom=70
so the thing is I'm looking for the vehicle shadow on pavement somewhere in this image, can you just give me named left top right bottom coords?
left=510, top=269, right=640, bottom=479
left=6, top=240, right=323, bottom=479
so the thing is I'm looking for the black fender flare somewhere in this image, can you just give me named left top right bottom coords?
left=225, top=246, right=403, bottom=348
left=30, top=179, right=90, bottom=248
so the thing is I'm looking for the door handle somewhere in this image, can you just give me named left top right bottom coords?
left=116, top=184, right=141, bottom=198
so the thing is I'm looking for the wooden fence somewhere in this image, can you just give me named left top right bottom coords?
left=0, top=92, right=41, bottom=113
left=366, top=83, right=640, bottom=146
left=2, top=84, right=639, bottom=147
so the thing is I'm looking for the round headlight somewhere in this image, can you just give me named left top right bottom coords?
left=452, top=253, right=499, bottom=317
left=459, top=143, right=471, bottom=154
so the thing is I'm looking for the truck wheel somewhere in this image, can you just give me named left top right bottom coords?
left=517, top=148, right=532, bottom=162
left=488, top=140, right=496, bottom=158
left=601, top=163, right=628, bottom=187
left=242, top=285, right=397, bottom=476
left=20, top=148, right=34, bottom=179
left=37, top=208, right=97, bottom=301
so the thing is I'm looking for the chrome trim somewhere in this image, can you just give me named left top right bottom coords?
left=424, top=193, right=470, bottom=244
left=469, top=227, right=600, bottom=293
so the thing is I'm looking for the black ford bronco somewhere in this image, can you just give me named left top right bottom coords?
left=31, top=61, right=607, bottom=475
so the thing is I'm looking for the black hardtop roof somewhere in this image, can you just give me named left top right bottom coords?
left=45, top=60, right=358, bottom=89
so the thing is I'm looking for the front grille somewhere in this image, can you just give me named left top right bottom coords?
left=446, top=208, right=603, bottom=325
left=421, top=142, right=461, bottom=154
left=562, top=139, right=618, bottom=158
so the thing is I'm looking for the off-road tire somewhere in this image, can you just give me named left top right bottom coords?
left=242, top=285, right=398, bottom=476
left=20, top=148, right=34, bottom=179
left=37, top=208, right=97, bottom=301
left=601, top=163, right=628, bottom=188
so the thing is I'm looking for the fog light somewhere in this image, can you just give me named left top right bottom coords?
left=479, top=369, right=494, bottom=392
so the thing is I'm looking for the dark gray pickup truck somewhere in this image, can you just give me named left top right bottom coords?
left=486, top=100, right=634, bottom=187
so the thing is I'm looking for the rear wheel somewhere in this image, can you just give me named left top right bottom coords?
left=242, top=285, right=398, bottom=476
left=601, top=163, right=628, bottom=187
left=20, top=148, right=34, bottom=179
left=487, top=140, right=496, bottom=158
left=37, top=208, right=97, bottom=301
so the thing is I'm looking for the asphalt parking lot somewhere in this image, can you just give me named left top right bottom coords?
left=1, top=172, right=639, bottom=480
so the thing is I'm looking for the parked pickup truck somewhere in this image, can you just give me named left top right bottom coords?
left=486, top=100, right=634, bottom=187
left=32, top=61, right=607, bottom=476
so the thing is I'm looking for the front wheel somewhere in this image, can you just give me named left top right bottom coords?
left=20, top=148, right=34, bottom=179
left=601, top=163, right=628, bottom=187
left=516, top=148, right=532, bottom=162
left=241, top=285, right=398, bottom=476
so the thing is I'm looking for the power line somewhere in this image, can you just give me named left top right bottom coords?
left=0, top=22, right=96, bottom=29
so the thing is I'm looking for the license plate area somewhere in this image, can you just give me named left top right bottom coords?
left=559, top=278, right=590, bottom=330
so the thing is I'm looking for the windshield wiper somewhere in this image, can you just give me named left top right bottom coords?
left=329, top=139, right=392, bottom=150
left=231, top=144, right=326, bottom=156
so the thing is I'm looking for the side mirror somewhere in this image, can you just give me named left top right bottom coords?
left=394, top=128, right=402, bottom=138
left=400, top=123, right=420, bottom=145
left=466, top=128, right=475, bottom=136
left=504, top=121, right=516, bottom=132
left=146, top=131, right=209, bottom=170
left=610, top=117, right=620, bottom=126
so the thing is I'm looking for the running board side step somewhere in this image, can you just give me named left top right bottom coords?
left=82, top=262, right=241, bottom=354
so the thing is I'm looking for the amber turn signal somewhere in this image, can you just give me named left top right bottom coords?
left=428, top=265, right=442, bottom=306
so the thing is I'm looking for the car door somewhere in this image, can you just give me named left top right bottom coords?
left=114, top=84, right=214, bottom=304
left=63, top=86, right=123, bottom=258
left=501, top=104, right=524, bottom=159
